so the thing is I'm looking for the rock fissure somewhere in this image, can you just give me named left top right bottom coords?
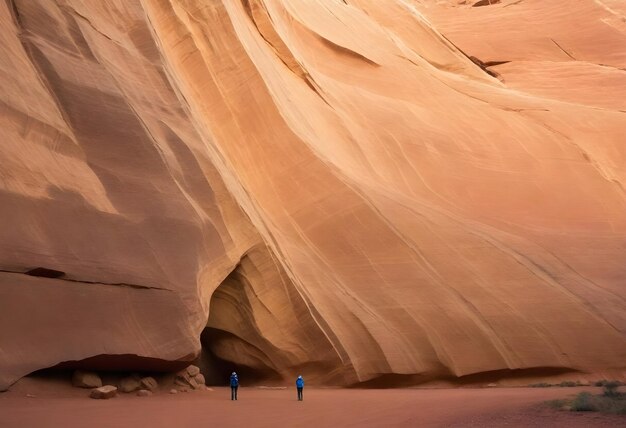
left=0, top=269, right=173, bottom=292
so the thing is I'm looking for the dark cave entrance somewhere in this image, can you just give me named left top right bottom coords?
left=198, top=327, right=282, bottom=386
left=197, top=265, right=284, bottom=386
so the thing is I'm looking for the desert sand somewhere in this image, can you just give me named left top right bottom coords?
left=1, top=0, right=625, bottom=390
left=0, top=382, right=623, bottom=428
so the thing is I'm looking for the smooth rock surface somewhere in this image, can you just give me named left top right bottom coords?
left=136, top=389, right=152, bottom=397
left=119, top=377, right=141, bottom=393
left=0, top=0, right=625, bottom=390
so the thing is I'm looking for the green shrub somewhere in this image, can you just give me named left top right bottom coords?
left=559, top=380, right=577, bottom=387
left=596, top=398, right=626, bottom=414
left=571, top=392, right=596, bottom=411
left=603, top=381, right=621, bottom=397
left=594, top=379, right=608, bottom=387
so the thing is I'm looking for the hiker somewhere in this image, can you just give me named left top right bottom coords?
left=296, top=375, right=304, bottom=401
left=230, top=372, right=239, bottom=400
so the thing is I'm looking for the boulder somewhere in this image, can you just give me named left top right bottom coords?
left=175, top=370, right=191, bottom=383
left=195, top=374, right=205, bottom=385
left=90, top=385, right=117, bottom=399
left=72, top=370, right=102, bottom=388
left=175, top=371, right=197, bottom=389
left=186, top=365, right=200, bottom=377
left=119, top=376, right=141, bottom=393
left=188, top=377, right=200, bottom=390
left=169, top=389, right=178, bottom=394
left=140, top=376, right=158, bottom=391
left=136, top=389, right=152, bottom=397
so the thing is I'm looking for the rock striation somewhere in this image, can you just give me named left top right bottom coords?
left=1, top=0, right=625, bottom=390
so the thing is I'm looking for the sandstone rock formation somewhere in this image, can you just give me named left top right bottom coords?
left=136, top=389, right=153, bottom=397
left=90, top=385, right=117, bottom=399
left=119, top=376, right=141, bottom=393
left=72, top=371, right=102, bottom=389
left=140, top=376, right=158, bottom=392
left=1, top=0, right=625, bottom=390
left=195, top=374, right=205, bottom=386
left=174, top=368, right=205, bottom=390
left=186, top=365, right=200, bottom=378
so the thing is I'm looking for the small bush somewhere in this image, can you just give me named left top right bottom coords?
left=603, top=381, right=621, bottom=397
left=530, top=382, right=551, bottom=388
left=544, top=382, right=626, bottom=415
left=596, top=379, right=625, bottom=387
left=594, top=397, right=626, bottom=415
left=559, top=381, right=578, bottom=387
left=572, top=392, right=596, bottom=411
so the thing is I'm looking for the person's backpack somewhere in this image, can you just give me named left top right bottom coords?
left=230, top=376, right=239, bottom=387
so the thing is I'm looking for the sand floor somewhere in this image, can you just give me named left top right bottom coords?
left=0, top=385, right=623, bottom=427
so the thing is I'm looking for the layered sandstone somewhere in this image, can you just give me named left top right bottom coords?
left=1, top=0, right=624, bottom=390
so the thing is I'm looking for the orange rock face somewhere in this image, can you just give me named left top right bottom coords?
left=1, top=0, right=625, bottom=390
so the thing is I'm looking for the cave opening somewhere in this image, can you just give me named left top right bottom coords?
left=198, top=327, right=282, bottom=386
left=197, top=263, right=284, bottom=386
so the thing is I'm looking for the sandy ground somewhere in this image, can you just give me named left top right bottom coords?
left=1, top=382, right=624, bottom=428
left=0, top=378, right=626, bottom=428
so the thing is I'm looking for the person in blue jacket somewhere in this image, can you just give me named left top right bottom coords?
left=230, top=372, right=239, bottom=400
left=296, top=375, right=304, bottom=401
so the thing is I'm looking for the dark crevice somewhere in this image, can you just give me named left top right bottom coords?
left=473, top=0, right=501, bottom=7
left=5, top=0, right=21, bottom=27
left=468, top=56, right=503, bottom=79
left=241, top=0, right=335, bottom=108
left=317, top=36, right=380, bottom=66
left=59, top=5, right=114, bottom=43
left=47, top=353, right=194, bottom=373
left=438, top=33, right=503, bottom=81
left=25, top=267, right=65, bottom=278
left=551, top=38, right=576, bottom=60
left=483, top=60, right=510, bottom=67
left=0, top=268, right=173, bottom=292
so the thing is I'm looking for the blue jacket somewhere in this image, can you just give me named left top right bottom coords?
left=296, top=377, right=304, bottom=388
left=230, top=375, right=239, bottom=387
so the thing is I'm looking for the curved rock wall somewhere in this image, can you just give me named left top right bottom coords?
left=1, top=0, right=624, bottom=389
